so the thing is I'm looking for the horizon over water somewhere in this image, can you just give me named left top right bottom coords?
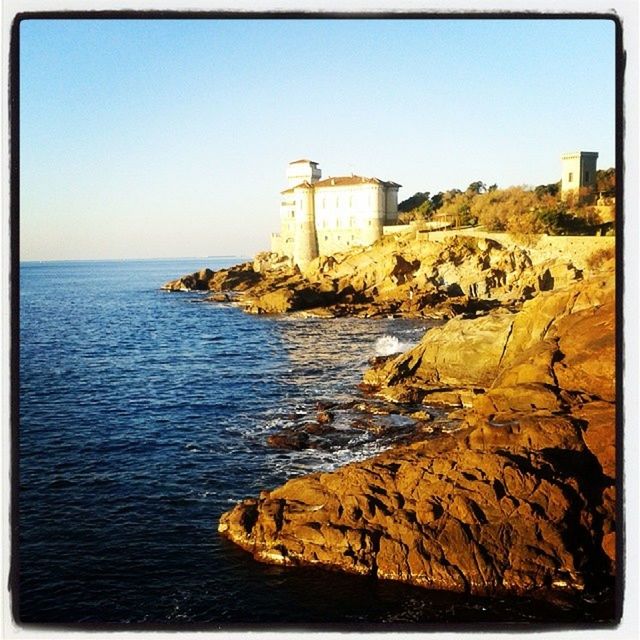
left=20, top=254, right=249, bottom=264
left=17, top=258, right=610, bottom=626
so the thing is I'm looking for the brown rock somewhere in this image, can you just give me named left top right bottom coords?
left=572, top=401, right=616, bottom=479
left=220, top=268, right=616, bottom=601
left=220, top=419, right=612, bottom=596
left=266, top=430, right=310, bottom=451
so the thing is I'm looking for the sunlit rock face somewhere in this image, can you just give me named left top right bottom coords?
left=218, top=416, right=613, bottom=596
left=162, top=234, right=611, bottom=320
left=219, top=273, right=616, bottom=597
left=162, top=230, right=615, bottom=598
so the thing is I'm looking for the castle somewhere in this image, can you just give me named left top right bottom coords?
left=270, top=153, right=608, bottom=268
left=270, top=159, right=401, bottom=268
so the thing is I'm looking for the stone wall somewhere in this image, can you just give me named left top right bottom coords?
left=420, top=229, right=615, bottom=272
left=382, top=224, right=413, bottom=236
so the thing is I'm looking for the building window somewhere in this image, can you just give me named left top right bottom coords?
left=568, top=172, right=573, bottom=182
left=349, top=196, right=353, bottom=207
left=585, top=171, right=590, bottom=182
left=324, top=235, right=328, bottom=241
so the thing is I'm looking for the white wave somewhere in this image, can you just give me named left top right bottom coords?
left=374, top=334, right=412, bottom=357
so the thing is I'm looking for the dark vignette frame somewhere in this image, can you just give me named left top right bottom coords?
left=8, top=8, right=626, bottom=634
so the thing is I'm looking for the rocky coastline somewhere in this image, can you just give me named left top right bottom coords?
left=163, top=232, right=616, bottom=608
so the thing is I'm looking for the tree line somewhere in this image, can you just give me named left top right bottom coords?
left=397, top=168, right=616, bottom=236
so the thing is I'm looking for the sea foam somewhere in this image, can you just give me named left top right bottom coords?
left=375, top=334, right=412, bottom=357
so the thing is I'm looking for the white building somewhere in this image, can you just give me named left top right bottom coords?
left=271, top=159, right=401, bottom=267
left=561, top=151, right=598, bottom=200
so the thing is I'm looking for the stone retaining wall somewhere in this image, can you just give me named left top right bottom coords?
left=418, top=228, right=615, bottom=271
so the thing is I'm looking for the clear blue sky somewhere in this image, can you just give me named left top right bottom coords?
left=19, top=17, right=616, bottom=260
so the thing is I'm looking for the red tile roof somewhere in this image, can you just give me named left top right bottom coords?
left=314, top=176, right=401, bottom=188
left=281, top=176, right=401, bottom=194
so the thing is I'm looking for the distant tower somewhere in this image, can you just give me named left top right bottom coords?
left=286, top=159, right=321, bottom=188
left=561, top=151, right=598, bottom=200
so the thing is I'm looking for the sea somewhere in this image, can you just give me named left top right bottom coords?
left=16, top=258, right=613, bottom=628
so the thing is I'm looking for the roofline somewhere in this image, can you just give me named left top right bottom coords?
left=288, top=159, right=319, bottom=166
left=561, top=151, right=599, bottom=158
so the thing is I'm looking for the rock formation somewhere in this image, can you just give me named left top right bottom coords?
left=218, top=271, right=616, bottom=599
left=163, top=230, right=616, bottom=604
left=162, top=233, right=610, bottom=320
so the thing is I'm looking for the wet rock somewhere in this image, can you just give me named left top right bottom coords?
left=350, top=418, right=387, bottom=435
left=302, top=421, right=335, bottom=436
left=316, top=410, right=334, bottom=425
left=161, top=268, right=214, bottom=291
left=162, top=263, right=261, bottom=292
left=220, top=412, right=613, bottom=596
left=220, top=270, right=616, bottom=600
left=207, top=292, right=231, bottom=303
left=266, top=430, right=310, bottom=451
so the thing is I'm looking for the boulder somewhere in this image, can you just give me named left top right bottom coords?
left=220, top=413, right=613, bottom=596
left=161, top=268, right=214, bottom=291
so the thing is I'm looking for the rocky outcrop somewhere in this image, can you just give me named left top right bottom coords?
left=163, top=232, right=616, bottom=602
left=219, top=272, right=616, bottom=598
left=219, top=410, right=613, bottom=596
left=161, top=261, right=264, bottom=292
left=162, top=234, right=596, bottom=319
left=364, top=274, right=614, bottom=409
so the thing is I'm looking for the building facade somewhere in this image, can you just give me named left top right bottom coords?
left=271, top=159, right=401, bottom=267
left=561, top=151, right=598, bottom=200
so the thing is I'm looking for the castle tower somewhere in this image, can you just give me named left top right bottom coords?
left=287, top=159, right=321, bottom=188
left=361, top=183, right=385, bottom=246
left=561, top=151, right=598, bottom=200
left=293, top=182, right=318, bottom=269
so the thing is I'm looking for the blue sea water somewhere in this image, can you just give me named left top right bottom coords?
left=17, top=259, right=609, bottom=626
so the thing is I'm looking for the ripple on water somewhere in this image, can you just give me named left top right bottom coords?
left=18, top=260, right=610, bottom=625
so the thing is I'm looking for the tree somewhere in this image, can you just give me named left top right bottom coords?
left=398, top=191, right=431, bottom=213
left=466, top=180, right=487, bottom=195
left=429, top=192, right=444, bottom=211
left=595, top=168, right=615, bottom=196
left=534, top=182, right=560, bottom=198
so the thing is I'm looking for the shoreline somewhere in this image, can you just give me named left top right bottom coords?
left=164, top=231, right=617, bottom=612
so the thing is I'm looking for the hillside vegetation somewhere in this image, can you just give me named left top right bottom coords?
left=398, top=169, right=616, bottom=236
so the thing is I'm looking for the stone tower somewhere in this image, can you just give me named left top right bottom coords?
left=287, top=159, right=321, bottom=188
left=561, top=151, right=598, bottom=200
left=292, top=182, right=318, bottom=269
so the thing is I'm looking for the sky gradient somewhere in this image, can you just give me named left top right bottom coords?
left=19, top=17, right=617, bottom=260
